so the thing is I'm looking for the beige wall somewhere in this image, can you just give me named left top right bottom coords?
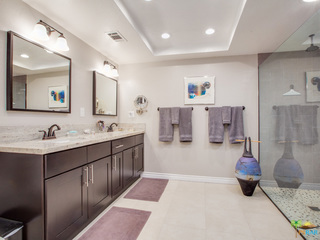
left=119, top=56, right=259, bottom=178
left=0, top=0, right=118, bottom=126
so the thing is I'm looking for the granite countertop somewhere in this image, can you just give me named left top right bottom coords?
left=0, top=130, right=145, bottom=155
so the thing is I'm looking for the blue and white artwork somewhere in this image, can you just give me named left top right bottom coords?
left=184, top=76, right=215, bottom=105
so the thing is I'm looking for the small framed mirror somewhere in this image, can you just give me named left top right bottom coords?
left=93, top=71, right=117, bottom=116
left=7, top=31, right=71, bottom=113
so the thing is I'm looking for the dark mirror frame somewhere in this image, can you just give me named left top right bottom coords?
left=6, top=31, right=72, bottom=113
left=93, top=71, right=118, bottom=116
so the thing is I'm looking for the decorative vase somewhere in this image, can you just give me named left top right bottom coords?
left=273, top=141, right=304, bottom=189
left=235, top=137, right=262, bottom=196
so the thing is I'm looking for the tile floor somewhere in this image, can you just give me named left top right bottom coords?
left=74, top=179, right=303, bottom=240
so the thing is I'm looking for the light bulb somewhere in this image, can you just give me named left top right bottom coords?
left=55, top=35, right=69, bottom=51
left=33, top=22, right=50, bottom=41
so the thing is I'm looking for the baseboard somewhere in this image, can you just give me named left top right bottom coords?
left=141, top=172, right=238, bottom=185
left=260, top=180, right=320, bottom=190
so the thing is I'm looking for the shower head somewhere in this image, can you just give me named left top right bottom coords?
left=306, top=34, right=319, bottom=52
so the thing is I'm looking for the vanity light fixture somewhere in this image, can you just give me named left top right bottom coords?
left=104, top=61, right=119, bottom=78
left=33, top=20, right=70, bottom=51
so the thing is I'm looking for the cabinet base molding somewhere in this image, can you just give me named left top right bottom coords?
left=141, top=172, right=238, bottom=185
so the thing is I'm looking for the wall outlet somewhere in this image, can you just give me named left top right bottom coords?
left=128, top=111, right=135, bottom=118
left=80, top=107, right=85, bottom=117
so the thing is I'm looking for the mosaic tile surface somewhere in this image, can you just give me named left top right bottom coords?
left=262, top=186, right=320, bottom=240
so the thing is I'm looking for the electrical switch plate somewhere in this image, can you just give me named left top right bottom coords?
left=80, top=107, right=85, bottom=117
left=128, top=111, right=135, bottom=118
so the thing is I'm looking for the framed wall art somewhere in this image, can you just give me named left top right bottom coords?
left=48, top=85, right=67, bottom=108
left=184, top=76, right=215, bottom=105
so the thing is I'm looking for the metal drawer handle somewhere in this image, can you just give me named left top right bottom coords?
left=90, top=164, right=94, bottom=184
left=115, top=144, right=124, bottom=149
left=113, top=155, right=117, bottom=171
left=84, top=167, right=89, bottom=187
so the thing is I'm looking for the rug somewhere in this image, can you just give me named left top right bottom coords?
left=78, top=206, right=151, bottom=240
left=124, top=178, right=169, bottom=202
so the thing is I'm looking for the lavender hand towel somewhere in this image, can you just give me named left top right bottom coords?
left=171, top=107, right=180, bottom=124
left=228, top=106, right=244, bottom=144
left=208, top=107, right=224, bottom=143
left=179, top=107, right=192, bottom=142
left=159, top=108, right=173, bottom=142
left=298, top=105, right=318, bottom=145
left=222, top=106, right=231, bottom=124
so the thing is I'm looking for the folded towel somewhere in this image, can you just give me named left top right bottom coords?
left=208, top=107, right=224, bottom=143
left=275, top=105, right=298, bottom=142
left=159, top=108, right=173, bottom=142
left=297, top=105, right=318, bottom=145
left=171, top=107, right=180, bottom=124
left=179, top=107, right=192, bottom=142
left=222, top=106, right=231, bottom=124
left=228, top=106, right=244, bottom=144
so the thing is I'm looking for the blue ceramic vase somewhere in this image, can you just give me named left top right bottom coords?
left=273, top=141, right=304, bottom=189
left=235, top=137, right=262, bottom=196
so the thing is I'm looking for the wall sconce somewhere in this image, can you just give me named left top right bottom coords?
left=33, top=20, right=70, bottom=51
left=104, top=61, right=119, bottom=78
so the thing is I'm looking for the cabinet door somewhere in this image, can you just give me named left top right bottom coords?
left=111, top=152, right=122, bottom=197
left=45, top=167, right=88, bottom=240
left=88, top=157, right=112, bottom=218
left=123, top=148, right=135, bottom=187
left=134, top=144, right=144, bottom=177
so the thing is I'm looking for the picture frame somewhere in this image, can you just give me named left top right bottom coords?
left=306, top=71, right=320, bottom=102
left=48, top=85, right=68, bottom=108
left=184, top=76, right=215, bottom=105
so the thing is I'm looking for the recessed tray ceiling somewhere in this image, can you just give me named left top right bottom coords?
left=114, top=0, right=247, bottom=56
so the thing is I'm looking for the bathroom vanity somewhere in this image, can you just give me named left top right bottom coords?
left=0, top=131, right=144, bottom=240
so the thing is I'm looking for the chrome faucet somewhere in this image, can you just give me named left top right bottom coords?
left=39, top=124, right=61, bottom=140
left=107, top=123, right=118, bottom=132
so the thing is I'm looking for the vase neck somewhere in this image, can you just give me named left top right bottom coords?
left=282, top=141, right=294, bottom=159
left=242, top=137, right=253, bottom=158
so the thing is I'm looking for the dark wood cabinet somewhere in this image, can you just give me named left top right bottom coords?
left=45, top=167, right=88, bottom=240
left=134, top=144, right=144, bottom=177
left=111, top=152, right=123, bottom=197
left=88, top=157, right=112, bottom=219
left=123, top=148, right=135, bottom=187
left=0, top=133, right=143, bottom=240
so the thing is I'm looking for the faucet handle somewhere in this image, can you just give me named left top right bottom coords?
left=39, top=130, right=47, bottom=140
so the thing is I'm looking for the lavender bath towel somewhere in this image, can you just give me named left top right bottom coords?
left=159, top=108, right=173, bottom=142
left=208, top=107, right=224, bottom=143
left=171, top=107, right=180, bottom=124
left=228, top=106, right=244, bottom=144
left=179, top=107, right=192, bottom=142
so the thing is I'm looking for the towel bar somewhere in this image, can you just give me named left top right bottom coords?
left=205, top=106, right=245, bottom=111
left=157, top=107, right=193, bottom=111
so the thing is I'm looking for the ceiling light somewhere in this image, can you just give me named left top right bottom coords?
left=20, top=54, right=29, bottom=58
left=161, top=33, right=170, bottom=39
left=205, top=28, right=215, bottom=35
left=33, top=20, right=70, bottom=51
left=145, top=0, right=152, bottom=1
left=104, top=61, right=119, bottom=78
left=303, top=0, right=319, bottom=2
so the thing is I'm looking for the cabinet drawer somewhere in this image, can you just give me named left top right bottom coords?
left=135, top=134, right=144, bottom=145
left=112, top=136, right=135, bottom=154
left=45, top=147, right=87, bottom=178
left=87, top=141, right=111, bottom=163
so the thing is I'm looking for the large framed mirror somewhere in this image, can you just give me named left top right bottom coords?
left=93, top=71, right=117, bottom=116
left=7, top=31, right=71, bottom=113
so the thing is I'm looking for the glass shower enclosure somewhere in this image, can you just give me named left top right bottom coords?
left=259, top=9, right=320, bottom=240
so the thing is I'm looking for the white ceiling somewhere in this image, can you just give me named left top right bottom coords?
left=22, top=0, right=320, bottom=65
